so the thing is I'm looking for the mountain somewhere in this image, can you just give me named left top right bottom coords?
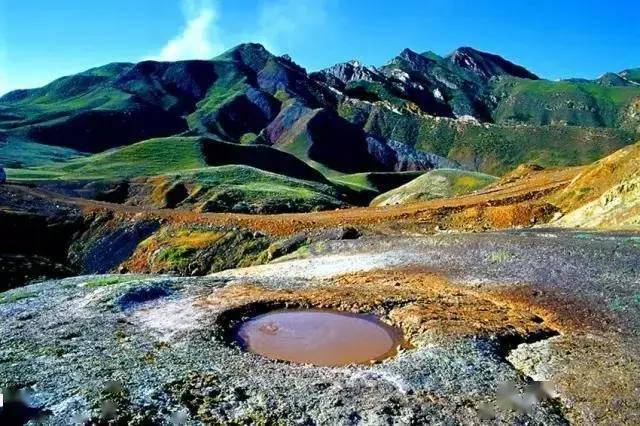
left=596, top=72, right=637, bottom=87
left=2, top=42, right=640, bottom=184
left=619, top=68, right=640, bottom=84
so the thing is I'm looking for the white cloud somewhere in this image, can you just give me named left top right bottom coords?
left=148, top=0, right=331, bottom=63
left=150, top=0, right=224, bottom=61
left=250, top=0, right=329, bottom=55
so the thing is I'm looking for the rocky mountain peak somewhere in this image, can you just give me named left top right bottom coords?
left=388, top=47, right=440, bottom=74
left=398, top=48, right=420, bottom=59
left=228, top=42, right=271, bottom=55
left=446, top=46, right=538, bottom=81
left=618, top=69, right=640, bottom=85
left=314, top=60, right=381, bottom=86
left=397, top=48, right=436, bottom=64
left=218, top=43, right=275, bottom=71
left=596, top=72, right=636, bottom=87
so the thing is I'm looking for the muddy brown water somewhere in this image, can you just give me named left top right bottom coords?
left=234, top=309, right=404, bottom=366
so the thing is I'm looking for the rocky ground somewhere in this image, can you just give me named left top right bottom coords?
left=1, top=229, right=639, bottom=424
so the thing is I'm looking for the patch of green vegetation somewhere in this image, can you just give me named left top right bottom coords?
left=0, top=290, right=38, bottom=304
left=487, top=249, right=514, bottom=263
left=273, top=89, right=292, bottom=103
left=450, top=171, right=498, bottom=195
left=239, top=132, right=258, bottom=144
left=156, top=246, right=195, bottom=268
left=331, top=172, right=376, bottom=191
left=5, top=168, right=65, bottom=180
left=344, top=81, right=408, bottom=106
left=573, top=233, right=593, bottom=240
left=135, top=226, right=272, bottom=274
left=140, top=228, right=224, bottom=269
left=84, top=276, right=132, bottom=288
left=624, top=237, right=640, bottom=248
left=421, top=50, right=443, bottom=61
left=187, top=62, right=252, bottom=134
left=608, top=292, right=640, bottom=312
left=274, top=243, right=312, bottom=262
left=10, top=133, right=348, bottom=210
left=39, top=345, right=67, bottom=357
left=331, top=171, right=427, bottom=204
left=611, top=298, right=627, bottom=312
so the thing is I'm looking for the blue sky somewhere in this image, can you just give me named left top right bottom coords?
left=1, top=0, right=639, bottom=95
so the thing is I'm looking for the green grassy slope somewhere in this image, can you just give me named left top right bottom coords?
left=5, top=135, right=349, bottom=213
left=6, top=136, right=329, bottom=184
left=370, top=169, right=498, bottom=206
left=8, top=137, right=209, bottom=180
left=0, top=136, right=86, bottom=168
left=154, top=165, right=346, bottom=213
left=331, top=171, right=426, bottom=193
left=340, top=100, right=637, bottom=175
left=491, top=77, right=640, bottom=128
left=0, top=63, right=134, bottom=130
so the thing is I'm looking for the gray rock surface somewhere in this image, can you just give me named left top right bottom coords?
left=1, top=229, right=639, bottom=424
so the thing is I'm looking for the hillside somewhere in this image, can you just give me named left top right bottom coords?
left=0, top=135, right=86, bottom=168
left=371, top=169, right=498, bottom=206
left=7, top=136, right=327, bottom=182
left=550, top=141, right=640, bottom=228
left=6, top=136, right=349, bottom=213
left=1, top=43, right=639, bottom=182
left=3, top=141, right=638, bottom=290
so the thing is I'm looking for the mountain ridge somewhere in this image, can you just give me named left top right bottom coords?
left=1, top=42, right=639, bottom=179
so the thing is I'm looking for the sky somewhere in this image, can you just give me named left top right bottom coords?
left=1, top=0, right=639, bottom=95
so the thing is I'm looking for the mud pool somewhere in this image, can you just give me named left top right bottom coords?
left=234, top=309, right=404, bottom=366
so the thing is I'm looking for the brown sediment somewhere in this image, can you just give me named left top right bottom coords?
left=481, top=285, right=620, bottom=334
left=203, top=269, right=563, bottom=344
